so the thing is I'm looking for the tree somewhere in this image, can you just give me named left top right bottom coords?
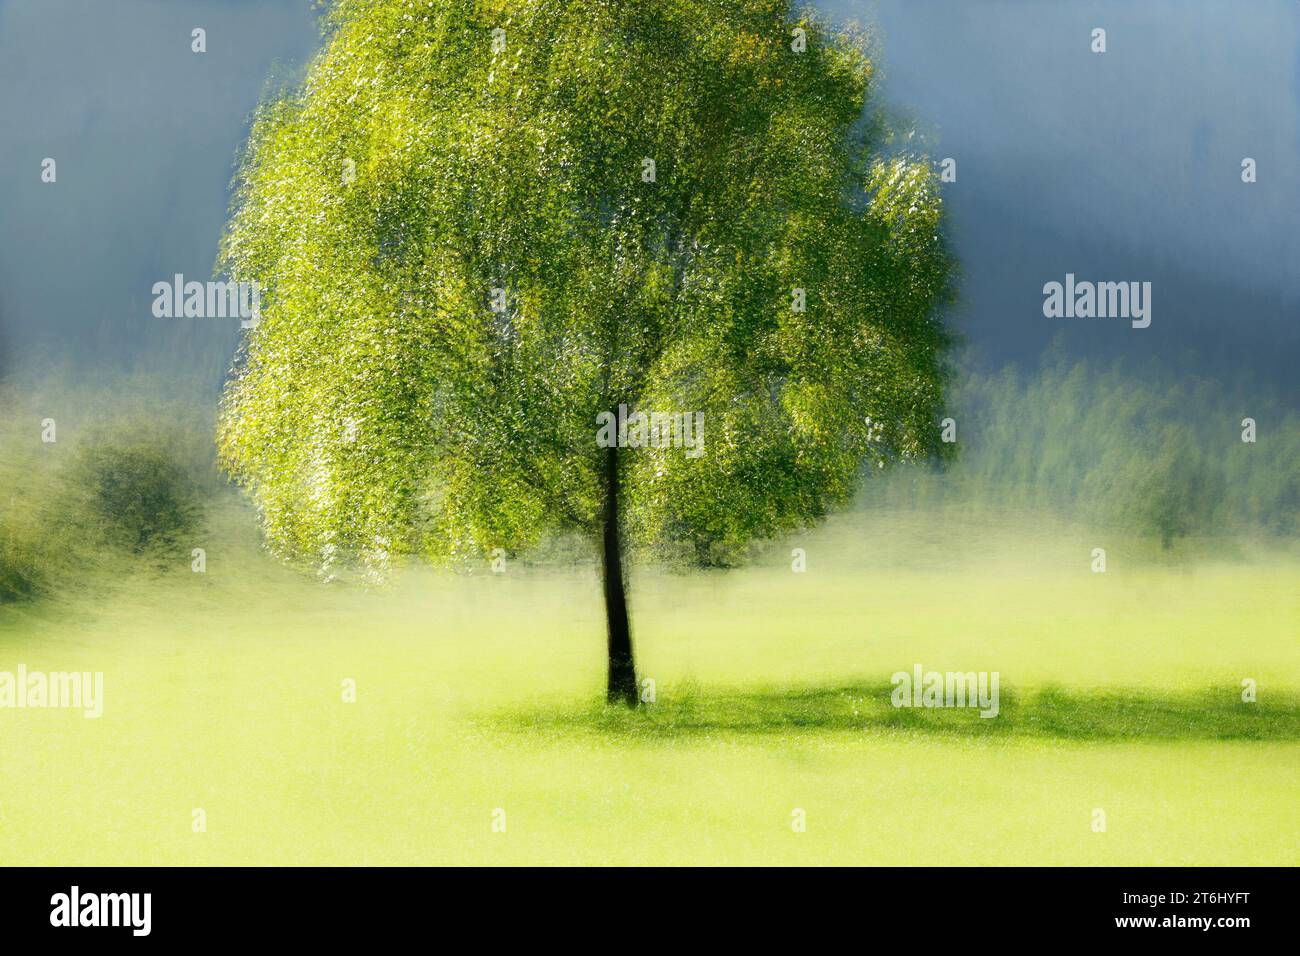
left=217, top=0, right=954, bottom=706
left=1123, top=423, right=1224, bottom=550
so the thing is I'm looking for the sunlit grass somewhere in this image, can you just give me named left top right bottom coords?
left=0, top=509, right=1296, bottom=865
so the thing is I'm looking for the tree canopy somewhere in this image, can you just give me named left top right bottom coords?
left=218, top=0, right=954, bottom=582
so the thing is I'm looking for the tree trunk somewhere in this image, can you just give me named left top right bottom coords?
left=602, top=441, right=638, bottom=707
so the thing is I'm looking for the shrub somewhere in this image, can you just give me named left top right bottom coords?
left=67, top=439, right=201, bottom=554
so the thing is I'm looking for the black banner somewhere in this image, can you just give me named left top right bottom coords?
left=0, top=867, right=1284, bottom=941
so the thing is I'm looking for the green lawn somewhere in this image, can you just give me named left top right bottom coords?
left=1, top=512, right=1296, bottom=865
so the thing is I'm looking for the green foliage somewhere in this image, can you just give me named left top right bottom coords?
left=0, top=503, right=47, bottom=603
left=1113, top=424, right=1224, bottom=549
left=65, top=437, right=201, bottom=555
left=218, top=0, right=954, bottom=574
left=0, top=377, right=214, bottom=603
left=862, top=349, right=1298, bottom=543
left=0, top=403, right=64, bottom=602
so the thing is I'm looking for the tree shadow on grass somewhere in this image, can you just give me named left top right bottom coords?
left=492, top=683, right=1300, bottom=742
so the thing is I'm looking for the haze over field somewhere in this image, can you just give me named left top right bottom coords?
left=2, top=501, right=1297, bottom=865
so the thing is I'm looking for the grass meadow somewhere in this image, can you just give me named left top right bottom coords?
left=2, top=505, right=1296, bottom=866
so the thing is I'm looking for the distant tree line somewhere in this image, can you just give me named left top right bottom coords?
left=862, top=351, right=1299, bottom=545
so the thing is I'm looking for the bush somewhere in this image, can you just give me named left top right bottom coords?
left=0, top=516, right=46, bottom=602
left=0, top=372, right=222, bottom=605
left=0, top=429, right=208, bottom=606
left=67, top=439, right=201, bottom=554
left=0, top=431, right=57, bottom=603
